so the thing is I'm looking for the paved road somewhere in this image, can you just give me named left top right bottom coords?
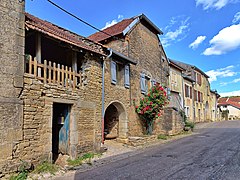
left=68, top=121, right=240, bottom=180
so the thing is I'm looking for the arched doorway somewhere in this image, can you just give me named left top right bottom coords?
left=104, top=102, right=128, bottom=141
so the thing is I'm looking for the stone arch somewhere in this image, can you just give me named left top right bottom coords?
left=104, top=101, right=128, bottom=140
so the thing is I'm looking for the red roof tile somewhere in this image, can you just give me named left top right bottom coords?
left=218, top=97, right=240, bottom=109
left=88, top=18, right=135, bottom=42
left=25, top=13, right=106, bottom=56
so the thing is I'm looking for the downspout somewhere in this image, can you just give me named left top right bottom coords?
left=101, top=48, right=112, bottom=145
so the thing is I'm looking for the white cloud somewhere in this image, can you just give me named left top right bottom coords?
left=219, top=90, right=240, bottom=97
left=196, top=0, right=240, bottom=10
left=203, top=24, right=240, bottom=55
left=189, top=36, right=206, bottom=49
left=232, top=12, right=240, bottom=24
left=161, top=17, right=190, bottom=47
left=101, top=15, right=124, bottom=30
left=219, top=77, right=240, bottom=86
left=206, top=65, right=237, bottom=82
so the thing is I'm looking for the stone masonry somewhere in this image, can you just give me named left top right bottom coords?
left=0, top=0, right=25, bottom=175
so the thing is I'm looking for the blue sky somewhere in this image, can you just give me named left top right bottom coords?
left=26, top=0, right=240, bottom=97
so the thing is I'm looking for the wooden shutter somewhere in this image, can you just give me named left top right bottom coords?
left=140, top=73, right=146, bottom=94
left=194, top=90, right=197, bottom=101
left=124, top=65, right=130, bottom=88
left=190, top=86, right=192, bottom=99
left=198, top=91, right=200, bottom=102
left=111, top=61, right=117, bottom=84
left=185, top=84, right=188, bottom=97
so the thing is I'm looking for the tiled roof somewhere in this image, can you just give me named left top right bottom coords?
left=170, top=59, right=209, bottom=78
left=88, top=14, right=163, bottom=43
left=88, top=18, right=135, bottom=42
left=218, top=97, right=240, bottom=109
left=25, top=13, right=106, bottom=56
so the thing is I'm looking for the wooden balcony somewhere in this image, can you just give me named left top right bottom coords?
left=25, top=55, right=83, bottom=90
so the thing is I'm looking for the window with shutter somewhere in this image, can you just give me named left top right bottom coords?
left=111, top=61, right=117, bottom=84
left=140, top=73, right=146, bottom=94
left=194, top=90, right=197, bottom=101
left=124, top=65, right=130, bottom=88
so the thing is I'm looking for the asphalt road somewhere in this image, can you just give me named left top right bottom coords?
left=71, top=120, right=240, bottom=180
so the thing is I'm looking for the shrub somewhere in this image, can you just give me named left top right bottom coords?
left=133, top=83, right=168, bottom=135
left=185, top=121, right=195, bottom=129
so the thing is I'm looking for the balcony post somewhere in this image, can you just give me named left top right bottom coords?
left=36, top=32, right=41, bottom=77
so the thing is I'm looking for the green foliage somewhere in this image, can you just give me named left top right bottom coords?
left=67, top=153, right=96, bottom=167
left=179, top=110, right=187, bottom=123
left=9, top=160, right=29, bottom=180
left=9, top=172, right=28, bottom=180
left=32, top=161, right=58, bottom=175
left=133, top=83, right=168, bottom=134
left=185, top=121, right=195, bottom=129
left=157, top=134, right=168, bottom=140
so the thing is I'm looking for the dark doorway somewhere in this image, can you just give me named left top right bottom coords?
left=52, top=103, right=71, bottom=162
left=104, top=104, right=119, bottom=140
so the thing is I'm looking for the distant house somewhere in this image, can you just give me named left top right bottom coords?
left=218, top=97, right=240, bottom=120
left=210, top=90, right=221, bottom=121
left=169, top=60, right=218, bottom=123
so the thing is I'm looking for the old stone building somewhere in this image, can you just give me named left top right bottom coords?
left=89, top=14, right=177, bottom=136
left=0, top=3, right=186, bottom=175
left=170, top=60, right=219, bottom=123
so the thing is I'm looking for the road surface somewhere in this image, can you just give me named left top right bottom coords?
left=63, top=120, right=240, bottom=180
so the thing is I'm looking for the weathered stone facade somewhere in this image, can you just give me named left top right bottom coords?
left=0, top=0, right=25, bottom=175
left=89, top=15, right=171, bottom=136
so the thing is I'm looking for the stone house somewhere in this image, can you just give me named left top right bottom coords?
left=210, top=90, right=221, bottom=121
left=0, top=7, right=138, bottom=174
left=0, top=2, right=183, bottom=175
left=218, top=97, right=240, bottom=120
left=170, top=60, right=216, bottom=123
left=88, top=14, right=180, bottom=136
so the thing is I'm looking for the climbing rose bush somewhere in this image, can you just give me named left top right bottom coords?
left=133, top=83, right=168, bottom=134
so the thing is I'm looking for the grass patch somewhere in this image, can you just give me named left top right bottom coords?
left=67, top=153, right=96, bottom=167
left=32, top=161, right=58, bottom=175
left=9, top=171, right=28, bottom=180
left=157, top=134, right=168, bottom=140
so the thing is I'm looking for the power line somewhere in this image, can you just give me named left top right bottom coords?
left=47, top=0, right=120, bottom=41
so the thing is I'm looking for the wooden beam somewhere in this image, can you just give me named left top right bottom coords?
left=36, top=32, right=42, bottom=76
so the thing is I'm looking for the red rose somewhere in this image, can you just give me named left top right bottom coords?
left=135, top=106, right=138, bottom=109
left=158, top=113, right=161, bottom=117
left=150, top=102, right=153, bottom=105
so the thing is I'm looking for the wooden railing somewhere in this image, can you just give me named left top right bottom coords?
left=25, top=55, right=82, bottom=90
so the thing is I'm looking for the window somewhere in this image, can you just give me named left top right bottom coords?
left=185, top=84, right=192, bottom=98
left=111, top=61, right=130, bottom=88
left=197, top=91, right=203, bottom=102
left=196, top=73, right=202, bottom=86
left=185, top=106, right=190, bottom=117
left=140, top=73, right=151, bottom=94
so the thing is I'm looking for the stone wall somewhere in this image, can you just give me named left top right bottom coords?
left=0, top=0, right=25, bottom=176
left=162, top=107, right=184, bottom=135
left=1, top=54, right=103, bottom=174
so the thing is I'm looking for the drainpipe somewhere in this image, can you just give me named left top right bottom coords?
left=101, top=48, right=112, bottom=145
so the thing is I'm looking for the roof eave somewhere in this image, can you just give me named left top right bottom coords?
left=139, top=14, right=163, bottom=35
left=109, top=48, right=137, bottom=65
